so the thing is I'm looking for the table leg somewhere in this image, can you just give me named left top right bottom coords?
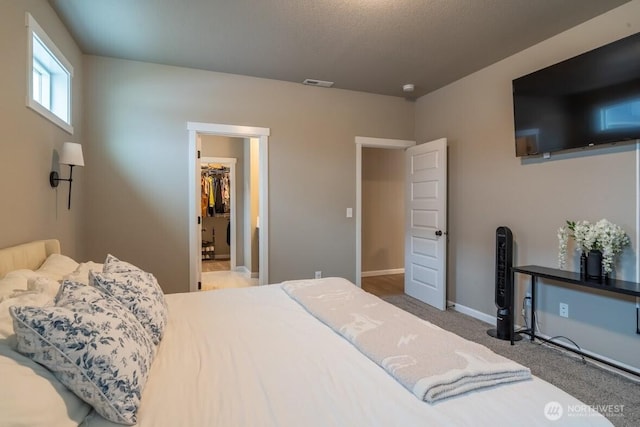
left=530, top=276, right=536, bottom=342
left=510, top=268, right=515, bottom=345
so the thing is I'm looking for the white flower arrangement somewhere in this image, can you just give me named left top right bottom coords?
left=558, top=219, right=630, bottom=274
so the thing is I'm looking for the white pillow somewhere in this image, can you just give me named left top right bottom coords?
left=62, top=261, right=104, bottom=286
left=0, top=290, right=54, bottom=340
left=0, top=269, right=38, bottom=301
left=0, top=291, right=91, bottom=427
left=27, top=276, right=62, bottom=299
left=10, top=282, right=156, bottom=425
left=91, top=270, right=168, bottom=346
left=35, top=253, right=79, bottom=280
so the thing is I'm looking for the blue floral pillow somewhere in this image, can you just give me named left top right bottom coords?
left=102, top=254, right=143, bottom=274
left=10, top=282, right=155, bottom=425
left=90, top=269, right=168, bottom=345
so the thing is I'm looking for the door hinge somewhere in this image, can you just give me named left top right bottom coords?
left=198, top=216, right=201, bottom=225
left=198, top=281, right=201, bottom=290
left=197, top=150, right=201, bottom=159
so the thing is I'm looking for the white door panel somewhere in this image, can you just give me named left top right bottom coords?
left=405, top=138, right=447, bottom=310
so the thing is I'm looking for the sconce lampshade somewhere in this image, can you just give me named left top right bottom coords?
left=59, top=142, right=84, bottom=167
left=50, top=142, right=85, bottom=209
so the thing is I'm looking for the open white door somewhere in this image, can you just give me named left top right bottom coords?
left=404, top=138, right=447, bottom=310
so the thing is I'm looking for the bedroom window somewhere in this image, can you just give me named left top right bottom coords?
left=26, top=13, right=73, bottom=134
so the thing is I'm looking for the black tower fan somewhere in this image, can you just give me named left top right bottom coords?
left=487, top=226, right=522, bottom=343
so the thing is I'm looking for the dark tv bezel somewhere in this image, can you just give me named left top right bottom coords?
left=512, top=31, right=640, bottom=157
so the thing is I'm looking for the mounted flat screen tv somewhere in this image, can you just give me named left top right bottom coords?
left=513, top=32, right=640, bottom=157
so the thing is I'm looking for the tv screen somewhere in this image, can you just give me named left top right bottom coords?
left=513, top=32, right=640, bottom=157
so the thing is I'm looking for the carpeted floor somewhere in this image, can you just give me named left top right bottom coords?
left=382, top=294, right=639, bottom=427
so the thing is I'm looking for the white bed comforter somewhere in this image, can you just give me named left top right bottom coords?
left=81, top=285, right=612, bottom=427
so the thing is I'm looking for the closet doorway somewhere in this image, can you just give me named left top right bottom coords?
left=199, top=136, right=259, bottom=291
left=187, top=121, right=270, bottom=292
left=355, top=136, right=449, bottom=311
left=355, top=137, right=415, bottom=288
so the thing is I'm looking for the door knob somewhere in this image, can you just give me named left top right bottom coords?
left=435, top=230, right=443, bottom=236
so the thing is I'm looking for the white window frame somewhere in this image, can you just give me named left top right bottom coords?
left=32, top=59, right=51, bottom=108
left=26, top=13, right=73, bottom=134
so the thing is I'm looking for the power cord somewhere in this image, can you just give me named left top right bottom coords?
left=520, top=296, right=530, bottom=329
left=519, top=295, right=543, bottom=334
left=517, top=296, right=585, bottom=364
left=536, top=335, right=587, bottom=364
left=515, top=295, right=536, bottom=334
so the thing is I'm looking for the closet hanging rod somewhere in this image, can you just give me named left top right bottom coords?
left=201, top=163, right=229, bottom=168
left=201, top=166, right=230, bottom=173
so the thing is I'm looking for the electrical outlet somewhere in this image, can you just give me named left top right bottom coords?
left=559, top=302, right=569, bottom=318
left=315, top=271, right=322, bottom=279
left=525, top=292, right=531, bottom=306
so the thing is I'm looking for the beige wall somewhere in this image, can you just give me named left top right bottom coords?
left=362, top=148, right=404, bottom=272
left=201, top=135, right=245, bottom=265
left=415, top=1, right=640, bottom=369
left=0, top=1, right=84, bottom=258
left=81, top=56, right=414, bottom=293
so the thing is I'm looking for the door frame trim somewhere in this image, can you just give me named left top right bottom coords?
left=354, top=136, right=415, bottom=287
left=188, top=122, right=270, bottom=291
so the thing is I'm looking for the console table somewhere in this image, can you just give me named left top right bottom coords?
left=512, top=265, right=640, bottom=376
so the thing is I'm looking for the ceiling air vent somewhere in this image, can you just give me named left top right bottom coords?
left=302, top=78, right=334, bottom=88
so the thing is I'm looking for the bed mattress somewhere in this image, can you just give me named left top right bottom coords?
left=81, top=285, right=611, bottom=427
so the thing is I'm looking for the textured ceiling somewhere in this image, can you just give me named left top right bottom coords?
left=49, top=0, right=631, bottom=98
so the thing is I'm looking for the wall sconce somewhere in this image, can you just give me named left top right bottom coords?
left=50, top=142, right=85, bottom=209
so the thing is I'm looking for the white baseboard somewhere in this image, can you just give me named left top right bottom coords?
left=361, top=268, right=404, bottom=277
left=233, top=266, right=258, bottom=279
left=234, top=266, right=250, bottom=276
left=447, top=300, right=495, bottom=325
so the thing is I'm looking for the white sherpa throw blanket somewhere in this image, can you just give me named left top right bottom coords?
left=282, top=277, right=531, bottom=403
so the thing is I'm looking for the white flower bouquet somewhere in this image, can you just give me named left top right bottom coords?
left=558, top=219, right=630, bottom=274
